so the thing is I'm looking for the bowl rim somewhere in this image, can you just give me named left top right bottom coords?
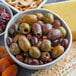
left=4, top=8, right=72, bottom=69
left=0, top=2, right=13, bottom=36
left=1, top=0, right=47, bottom=12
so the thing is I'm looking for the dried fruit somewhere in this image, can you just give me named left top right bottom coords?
left=0, top=58, right=11, bottom=75
left=5, top=55, right=15, bottom=64
left=2, top=65, right=18, bottom=76
left=0, top=46, right=8, bottom=59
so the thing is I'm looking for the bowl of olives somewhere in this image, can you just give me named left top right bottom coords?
left=4, top=8, right=72, bottom=69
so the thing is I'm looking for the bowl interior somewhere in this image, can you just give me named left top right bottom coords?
left=0, top=3, right=13, bottom=19
left=4, top=9, right=72, bottom=69
left=0, top=3, right=13, bottom=36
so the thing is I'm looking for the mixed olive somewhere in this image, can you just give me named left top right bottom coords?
left=6, top=12, right=69, bottom=65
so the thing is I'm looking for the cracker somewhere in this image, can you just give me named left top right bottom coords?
left=6, top=0, right=43, bottom=11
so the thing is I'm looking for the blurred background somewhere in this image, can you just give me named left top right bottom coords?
left=47, top=0, right=67, bottom=3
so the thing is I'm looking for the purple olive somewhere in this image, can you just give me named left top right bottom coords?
left=8, top=24, right=18, bottom=35
left=37, top=21, right=44, bottom=27
left=6, top=37, right=13, bottom=46
left=32, top=23, right=42, bottom=38
left=48, top=29, right=62, bottom=40
left=47, top=58, right=52, bottom=62
left=52, top=39, right=59, bottom=46
left=31, top=36, right=38, bottom=46
left=23, top=52, right=29, bottom=57
left=60, top=38, right=69, bottom=48
left=1, top=24, right=6, bottom=30
left=39, top=60, right=43, bottom=65
left=41, top=52, right=51, bottom=61
left=43, top=23, right=52, bottom=35
left=31, top=59, right=39, bottom=65
left=24, top=57, right=39, bottom=65
left=53, top=20, right=61, bottom=28
left=27, top=34, right=32, bottom=40
left=16, top=55, right=24, bottom=62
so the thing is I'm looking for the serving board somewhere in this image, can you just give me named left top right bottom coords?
left=0, top=0, right=68, bottom=76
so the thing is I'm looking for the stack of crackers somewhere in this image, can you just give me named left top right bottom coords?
left=32, top=42, right=76, bottom=76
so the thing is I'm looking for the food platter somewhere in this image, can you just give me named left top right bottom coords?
left=0, top=0, right=68, bottom=76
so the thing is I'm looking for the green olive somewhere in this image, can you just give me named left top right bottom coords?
left=25, top=14, right=37, bottom=24
left=29, top=47, right=41, bottom=59
left=19, top=23, right=31, bottom=34
left=10, top=43, right=20, bottom=55
left=41, top=39, right=51, bottom=52
left=58, top=26, right=67, bottom=37
left=18, top=35, right=31, bottom=52
left=36, top=13, right=44, bottom=20
left=44, top=13, right=54, bottom=23
left=16, top=17, right=23, bottom=25
left=37, top=41, right=42, bottom=48
left=51, top=44, right=64, bottom=58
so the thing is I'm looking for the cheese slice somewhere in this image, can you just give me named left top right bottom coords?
left=43, top=1, right=76, bottom=40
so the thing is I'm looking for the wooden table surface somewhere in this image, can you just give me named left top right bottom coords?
left=0, top=0, right=67, bottom=76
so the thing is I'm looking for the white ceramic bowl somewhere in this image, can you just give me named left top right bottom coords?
left=1, top=0, right=47, bottom=12
left=0, top=2, right=13, bottom=36
left=4, top=9, right=72, bottom=70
